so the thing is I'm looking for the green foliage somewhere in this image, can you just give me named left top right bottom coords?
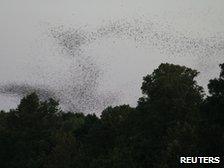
left=200, top=63, right=224, bottom=155
left=44, top=132, right=77, bottom=168
left=0, top=63, right=223, bottom=168
left=134, top=63, right=204, bottom=167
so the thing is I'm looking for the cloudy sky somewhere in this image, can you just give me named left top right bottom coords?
left=0, top=0, right=224, bottom=114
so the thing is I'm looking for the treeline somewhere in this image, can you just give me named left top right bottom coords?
left=0, top=63, right=224, bottom=168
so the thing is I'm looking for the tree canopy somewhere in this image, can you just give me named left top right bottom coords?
left=0, top=62, right=223, bottom=168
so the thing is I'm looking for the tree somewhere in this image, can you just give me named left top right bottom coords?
left=0, top=93, right=61, bottom=168
left=101, top=105, right=134, bottom=136
left=1, top=63, right=223, bottom=168
left=136, top=63, right=204, bottom=167
left=44, top=132, right=78, bottom=168
left=200, top=63, right=224, bottom=154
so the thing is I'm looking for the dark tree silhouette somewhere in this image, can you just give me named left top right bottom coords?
left=200, top=63, right=224, bottom=155
left=0, top=63, right=223, bottom=168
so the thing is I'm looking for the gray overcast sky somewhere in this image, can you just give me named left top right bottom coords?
left=0, top=0, right=224, bottom=113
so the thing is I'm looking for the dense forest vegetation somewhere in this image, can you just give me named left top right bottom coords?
left=0, top=63, right=224, bottom=168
